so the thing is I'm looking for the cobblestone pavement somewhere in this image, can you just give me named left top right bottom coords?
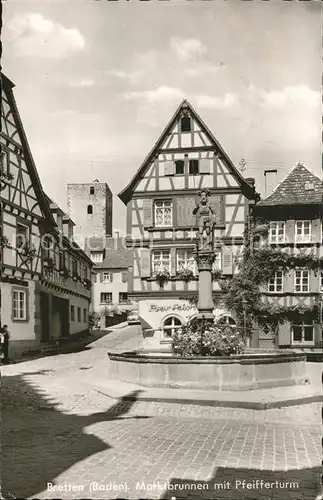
left=1, top=327, right=322, bottom=500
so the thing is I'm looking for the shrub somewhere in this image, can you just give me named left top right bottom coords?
left=172, top=318, right=245, bottom=357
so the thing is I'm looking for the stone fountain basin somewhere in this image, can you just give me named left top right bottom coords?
left=107, top=351, right=310, bottom=391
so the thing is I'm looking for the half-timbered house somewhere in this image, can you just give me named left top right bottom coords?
left=0, top=74, right=92, bottom=359
left=118, top=99, right=259, bottom=346
left=253, top=163, right=323, bottom=351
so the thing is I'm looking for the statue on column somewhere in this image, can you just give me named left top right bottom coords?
left=193, top=188, right=216, bottom=251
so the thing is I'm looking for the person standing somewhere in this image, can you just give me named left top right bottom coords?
left=0, top=328, right=5, bottom=365
left=2, top=325, right=10, bottom=364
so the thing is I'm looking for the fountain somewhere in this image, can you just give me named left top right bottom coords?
left=107, top=190, right=311, bottom=392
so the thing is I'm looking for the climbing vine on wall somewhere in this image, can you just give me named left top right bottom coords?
left=182, top=216, right=322, bottom=331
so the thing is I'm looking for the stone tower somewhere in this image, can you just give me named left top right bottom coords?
left=67, top=180, right=113, bottom=245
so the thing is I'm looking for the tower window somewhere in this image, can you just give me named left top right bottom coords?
left=87, top=205, right=93, bottom=214
left=90, top=186, right=94, bottom=195
left=180, top=116, right=191, bottom=133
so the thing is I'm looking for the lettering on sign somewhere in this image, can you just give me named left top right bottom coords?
left=148, top=303, right=196, bottom=313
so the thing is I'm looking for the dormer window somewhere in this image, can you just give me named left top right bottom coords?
left=180, top=116, right=191, bottom=133
left=87, top=205, right=93, bottom=214
left=90, top=186, right=94, bottom=195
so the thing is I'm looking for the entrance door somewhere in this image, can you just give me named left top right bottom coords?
left=40, top=293, right=50, bottom=342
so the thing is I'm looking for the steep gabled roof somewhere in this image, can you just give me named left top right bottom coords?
left=118, top=99, right=255, bottom=204
left=1, top=73, right=56, bottom=227
left=257, top=163, right=323, bottom=206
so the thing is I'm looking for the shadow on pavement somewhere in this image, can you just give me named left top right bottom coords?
left=161, top=467, right=322, bottom=500
left=1, top=371, right=147, bottom=499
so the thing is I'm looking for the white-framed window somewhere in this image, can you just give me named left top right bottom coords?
left=294, top=269, right=309, bottom=293
left=269, top=222, right=285, bottom=244
left=16, top=223, right=29, bottom=249
left=12, top=289, right=27, bottom=321
left=152, top=249, right=171, bottom=275
left=102, top=272, right=113, bottom=283
left=163, top=316, right=182, bottom=338
left=268, top=271, right=284, bottom=293
left=154, top=200, right=172, bottom=227
left=176, top=249, right=195, bottom=273
left=295, top=221, right=311, bottom=243
left=216, top=315, right=236, bottom=328
left=321, top=270, right=323, bottom=292
left=291, top=316, right=315, bottom=345
left=90, top=252, right=103, bottom=263
left=100, top=292, right=112, bottom=304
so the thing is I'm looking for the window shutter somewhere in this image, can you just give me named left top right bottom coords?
left=164, top=161, right=175, bottom=176
left=311, top=219, right=320, bottom=243
left=110, top=272, right=114, bottom=283
left=311, top=269, right=320, bottom=293
left=199, top=158, right=210, bottom=174
left=143, top=199, right=153, bottom=228
left=100, top=273, right=103, bottom=282
left=285, top=220, right=294, bottom=244
left=285, top=269, right=293, bottom=292
left=278, top=322, right=291, bottom=346
left=140, top=249, right=151, bottom=278
left=222, top=249, right=233, bottom=275
left=121, top=271, right=128, bottom=283
left=170, top=248, right=176, bottom=277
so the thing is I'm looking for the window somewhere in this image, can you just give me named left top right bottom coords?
left=292, top=315, right=315, bottom=345
left=102, top=272, right=113, bottom=283
left=217, top=315, right=236, bottom=327
left=12, top=289, right=27, bottom=321
left=176, top=249, right=195, bottom=273
left=189, top=159, right=199, bottom=175
left=294, top=269, right=309, bottom=293
left=295, top=221, right=311, bottom=243
left=90, top=186, right=94, bottom=195
left=77, top=307, right=81, bottom=322
left=119, top=292, right=128, bottom=304
left=321, top=270, right=323, bottom=292
left=83, top=309, right=87, bottom=323
left=16, top=223, right=29, bottom=249
left=100, top=292, right=112, bottom=304
left=43, top=236, right=53, bottom=259
left=268, top=271, right=284, bottom=293
left=154, top=200, right=172, bottom=227
left=0, top=150, right=9, bottom=175
left=152, top=250, right=171, bottom=275
left=71, top=305, right=75, bottom=322
left=90, top=252, right=103, bottom=263
left=59, top=252, right=65, bottom=270
left=305, top=182, right=314, bottom=191
left=180, top=116, right=191, bottom=133
left=87, top=205, right=93, bottom=214
left=163, top=316, right=182, bottom=338
left=175, top=160, right=185, bottom=175
left=269, top=222, right=285, bottom=244
left=72, top=260, right=77, bottom=276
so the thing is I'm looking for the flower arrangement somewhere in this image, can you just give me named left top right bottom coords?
left=177, top=267, right=195, bottom=283
left=211, top=269, right=223, bottom=281
left=172, top=317, right=245, bottom=357
left=155, top=268, right=170, bottom=287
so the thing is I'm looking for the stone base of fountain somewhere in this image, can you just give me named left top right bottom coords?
left=107, top=351, right=310, bottom=391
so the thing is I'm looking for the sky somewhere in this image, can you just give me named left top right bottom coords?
left=2, top=0, right=322, bottom=234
